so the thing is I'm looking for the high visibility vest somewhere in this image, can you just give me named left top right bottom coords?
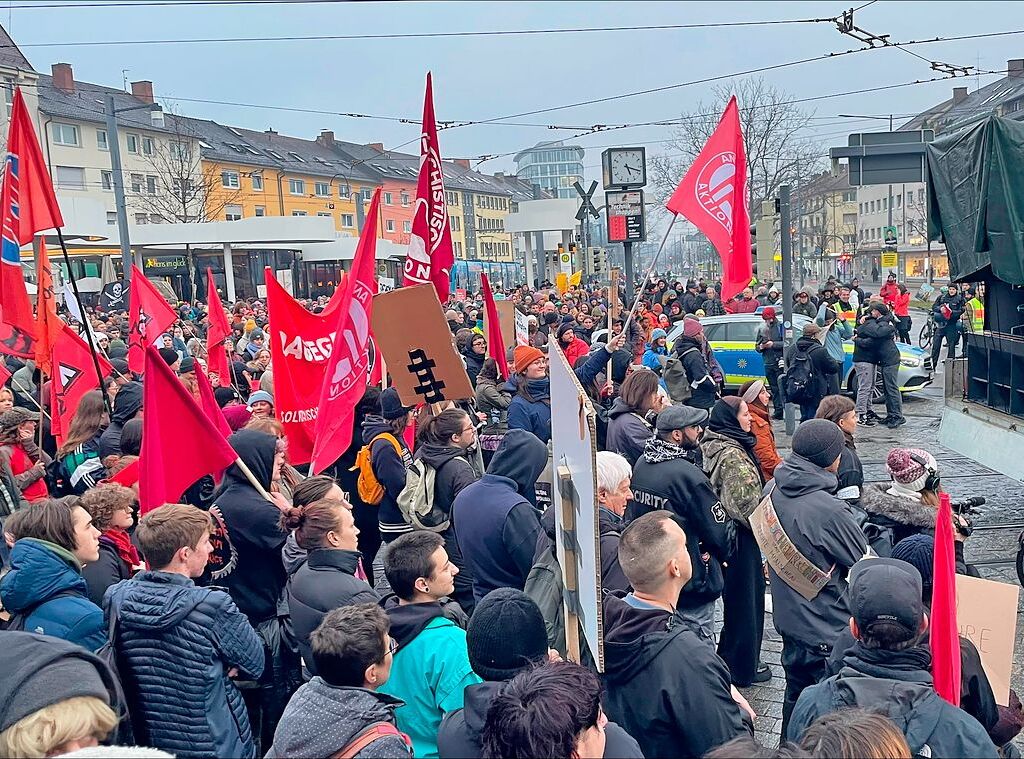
left=968, top=297, right=984, bottom=332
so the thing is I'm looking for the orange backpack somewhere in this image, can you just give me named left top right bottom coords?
left=351, top=432, right=402, bottom=505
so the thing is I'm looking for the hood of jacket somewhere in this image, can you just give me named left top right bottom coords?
left=111, top=381, right=143, bottom=425
left=106, top=571, right=205, bottom=630
left=385, top=601, right=447, bottom=649
left=225, top=428, right=277, bottom=490
left=268, top=678, right=404, bottom=759
left=0, top=538, right=86, bottom=612
left=487, top=428, right=548, bottom=495
left=859, top=483, right=938, bottom=529
left=361, top=414, right=394, bottom=444
left=773, top=453, right=838, bottom=498
left=607, top=396, right=637, bottom=420
left=461, top=681, right=504, bottom=744
left=602, top=592, right=690, bottom=685
left=282, top=532, right=308, bottom=576
left=417, top=442, right=468, bottom=471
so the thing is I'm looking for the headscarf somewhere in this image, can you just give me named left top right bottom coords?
left=739, top=379, right=767, bottom=411
left=708, top=396, right=758, bottom=460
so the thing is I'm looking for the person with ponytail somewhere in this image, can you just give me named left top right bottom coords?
left=414, top=407, right=482, bottom=615
left=282, top=496, right=378, bottom=678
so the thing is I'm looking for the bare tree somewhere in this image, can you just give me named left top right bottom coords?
left=649, top=78, right=826, bottom=220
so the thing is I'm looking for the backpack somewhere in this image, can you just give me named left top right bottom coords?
left=662, top=347, right=699, bottom=403
left=329, top=722, right=412, bottom=759
left=523, top=541, right=566, bottom=656
left=396, top=459, right=450, bottom=532
left=784, top=344, right=816, bottom=403
left=351, top=433, right=402, bottom=506
left=44, top=458, right=73, bottom=498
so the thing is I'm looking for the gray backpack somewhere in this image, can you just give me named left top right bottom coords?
left=663, top=347, right=699, bottom=403
left=396, top=459, right=449, bottom=532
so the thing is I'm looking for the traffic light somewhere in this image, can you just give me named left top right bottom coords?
left=590, top=247, right=607, bottom=275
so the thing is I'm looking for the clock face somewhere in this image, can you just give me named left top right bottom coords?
left=609, top=149, right=645, bottom=187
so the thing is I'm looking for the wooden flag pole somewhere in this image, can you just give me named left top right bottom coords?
left=232, top=455, right=275, bottom=503
left=10, top=377, right=50, bottom=420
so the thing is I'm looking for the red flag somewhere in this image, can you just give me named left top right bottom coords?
left=932, top=492, right=962, bottom=706
left=205, top=268, right=231, bottom=387
left=666, top=96, right=751, bottom=302
left=33, top=240, right=61, bottom=377
left=139, top=344, right=237, bottom=514
left=311, top=189, right=381, bottom=474
left=109, top=458, right=139, bottom=488
left=194, top=359, right=231, bottom=439
left=127, top=265, right=177, bottom=374
left=0, top=361, right=11, bottom=387
left=50, top=323, right=113, bottom=444
left=403, top=72, right=455, bottom=303
left=480, top=273, right=509, bottom=380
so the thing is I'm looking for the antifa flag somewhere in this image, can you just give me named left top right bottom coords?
left=50, top=323, right=113, bottom=444
left=311, top=189, right=381, bottom=474
left=265, top=268, right=346, bottom=465
left=127, top=265, right=177, bottom=374
left=403, top=71, right=455, bottom=303
left=665, top=95, right=751, bottom=302
left=205, top=268, right=231, bottom=386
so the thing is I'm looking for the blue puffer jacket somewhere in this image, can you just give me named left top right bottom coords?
left=0, top=538, right=105, bottom=651
left=105, top=571, right=265, bottom=759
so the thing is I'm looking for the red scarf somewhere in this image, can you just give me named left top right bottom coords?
left=104, top=527, right=141, bottom=569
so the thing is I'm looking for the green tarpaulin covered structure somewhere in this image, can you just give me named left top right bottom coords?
left=927, top=114, right=1024, bottom=284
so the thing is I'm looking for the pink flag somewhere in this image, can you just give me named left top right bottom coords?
left=403, top=72, right=455, bottom=303
left=931, top=492, right=962, bottom=705
left=481, top=273, right=509, bottom=380
left=194, top=360, right=231, bottom=440
left=665, top=96, right=751, bottom=302
left=310, top=189, right=381, bottom=474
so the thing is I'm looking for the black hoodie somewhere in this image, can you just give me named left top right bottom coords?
left=602, top=593, right=747, bottom=758
left=214, top=429, right=287, bottom=625
left=98, top=381, right=143, bottom=458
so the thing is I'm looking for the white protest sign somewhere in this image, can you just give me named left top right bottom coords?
left=549, top=340, right=603, bottom=671
left=378, top=276, right=395, bottom=292
left=956, top=573, right=1019, bottom=706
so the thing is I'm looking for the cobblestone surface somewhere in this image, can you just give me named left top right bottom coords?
left=738, top=355, right=1024, bottom=748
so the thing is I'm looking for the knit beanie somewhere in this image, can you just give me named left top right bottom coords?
left=891, top=534, right=935, bottom=591
left=513, top=345, right=544, bottom=374
left=158, top=347, right=179, bottom=366
left=468, top=588, right=549, bottom=681
left=886, top=448, right=938, bottom=492
left=651, top=328, right=667, bottom=341
left=792, top=419, right=845, bottom=468
left=556, top=322, right=576, bottom=341
left=682, top=318, right=703, bottom=338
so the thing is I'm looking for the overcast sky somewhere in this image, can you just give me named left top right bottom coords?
left=7, top=0, right=1024, bottom=181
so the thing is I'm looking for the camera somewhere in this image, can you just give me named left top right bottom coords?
left=950, top=496, right=985, bottom=538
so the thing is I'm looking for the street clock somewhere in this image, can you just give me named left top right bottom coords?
left=602, top=147, right=646, bottom=189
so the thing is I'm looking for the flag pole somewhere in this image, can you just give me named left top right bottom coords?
left=621, top=214, right=679, bottom=337
left=233, top=455, right=275, bottom=503
left=10, top=376, right=50, bottom=420
left=54, top=229, right=112, bottom=416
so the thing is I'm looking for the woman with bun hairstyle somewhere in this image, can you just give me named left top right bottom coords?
left=281, top=496, right=378, bottom=677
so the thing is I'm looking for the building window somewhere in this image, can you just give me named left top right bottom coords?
left=384, top=192, right=393, bottom=205
left=254, top=206, right=266, bottom=217
left=170, top=141, right=189, bottom=161
left=403, top=220, right=411, bottom=233
left=221, top=170, right=240, bottom=188
left=292, top=210, right=307, bottom=216
left=401, top=192, right=410, bottom=206
left=130, top=173, right=143, bottom=193
left=149, top=214, right=162, bottom=224
left=317, top=211, right=332, bottom=218
left=314, top=182, right=329, bottom=197
left=96, top=129, right=108, bottom=151
left=225, top=204, right=243, bottom=221
left=339, top=184, right=351, bottom=199
left=360, top=187, right=372, bottom=201
left=895, top=195, right=902, bottom=209
left=101, top=170, right=113, bottom=191
left=289, top=178, right=306, bottom=195
left=134, top=213, right=148, bottom=224
left=171, top=178, right=192, bottom=195
left=450, top=216, right=460, bottom=232
left=51, top=123, right=79, bottom=146
left=918, top=189, right=926, bottom=204
left=341, top=214, right=354, bottom=228
left=252, top=173, right=264, bottom=191
left=106, top=211, right=117, bottom=226
left=142, top=137, right=155, bottom=156
left=54, top=166, right=84, bottom=189
left=386, top=219, right=395, bottom=232
left=146, top=175, right=157, bottom=195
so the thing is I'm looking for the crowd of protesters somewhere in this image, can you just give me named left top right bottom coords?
left=0, top=268, right=1014, bottom=759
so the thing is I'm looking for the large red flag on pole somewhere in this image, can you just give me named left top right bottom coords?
left=665, top=95, right=751, bottom=302
left=194, top=359, right=231, bottom=439
left=127, top=265, right=177, bottom=374
left=403, top=72, right=455, bottom=303
left=139, top=344, right=237, bottom=514
left=310, top=189, right=382, bottom=474
left=205, top=268, right=231, bottom=387
left=931, top=492, right=962, bottom=706
left=480, top=273, right=509, bottom=380
left=33, top=240, right=61, bottom=378
left=1, top=88, right=64, bottom=352
left=50, top=323, right=113, bottom=444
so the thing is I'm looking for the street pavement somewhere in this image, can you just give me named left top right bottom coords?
left=733, top=343, right=1024, bottom=748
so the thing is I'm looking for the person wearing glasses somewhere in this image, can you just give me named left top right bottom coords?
left=267, top=603, right=413, bottom=759
left=457, top=330, right=487, bottom=388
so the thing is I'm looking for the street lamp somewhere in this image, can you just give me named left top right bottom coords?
left=105, top=94, right=164, bottom=282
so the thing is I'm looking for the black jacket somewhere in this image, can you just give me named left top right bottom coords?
left=98, top=381, right=143, bottom=459
left=602, top=593, right=747, bottom=758
left=598, top=507, right=630, bottom=594
left=416, top=443, right=482, bottom=521
left=854, top=316, right=900, bottom=366
left=933, top=291, right=967, bottom=327
left=461, top=348, right=485, bottom=388
left=82, top=535, right=133, bottom=608
left=437, top=679, right=643, bottom=759
left=286, top=548, right=379, bottom=675
left=604, top=397, right=652, bottom=468
left=790, top=643, right=998, bottom=758
left=788, top=337, right=837, bottom=400
left=835, top=442, right=864, bottom=505
left=629, top=443, right=733, bottom=609
left=673, top=335, right=718, bottom=409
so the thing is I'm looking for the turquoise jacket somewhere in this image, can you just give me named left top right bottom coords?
left=380, top=611, right=482, bottom=759
left=816, top=304, right=853, bottom=363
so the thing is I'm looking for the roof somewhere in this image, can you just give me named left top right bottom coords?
left=488, top=172, right=549, bottom=201
left=0, top=25, right=33, bottom=74
left=330, top=141, right=421, bottom=183
left=513, top=139, right=585, bottom=164
left=793, top=168, right=853, bottom=204
left=441, top=160, right=511, bottom=197
left=36, top=73, right=184, bottom=134
left=904, top=72, right=1024, bottom=135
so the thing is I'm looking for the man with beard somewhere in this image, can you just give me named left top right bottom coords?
left=628, top=404, right=733, bottom=638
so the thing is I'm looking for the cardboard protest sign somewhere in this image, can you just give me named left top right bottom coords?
left=549, top=340, right=604, bottom=671
left=494, top=300, right=530, bottom=349
left=956, top=574, right=1020, bottom=705
left=372, top=284, right=474, bottom=406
